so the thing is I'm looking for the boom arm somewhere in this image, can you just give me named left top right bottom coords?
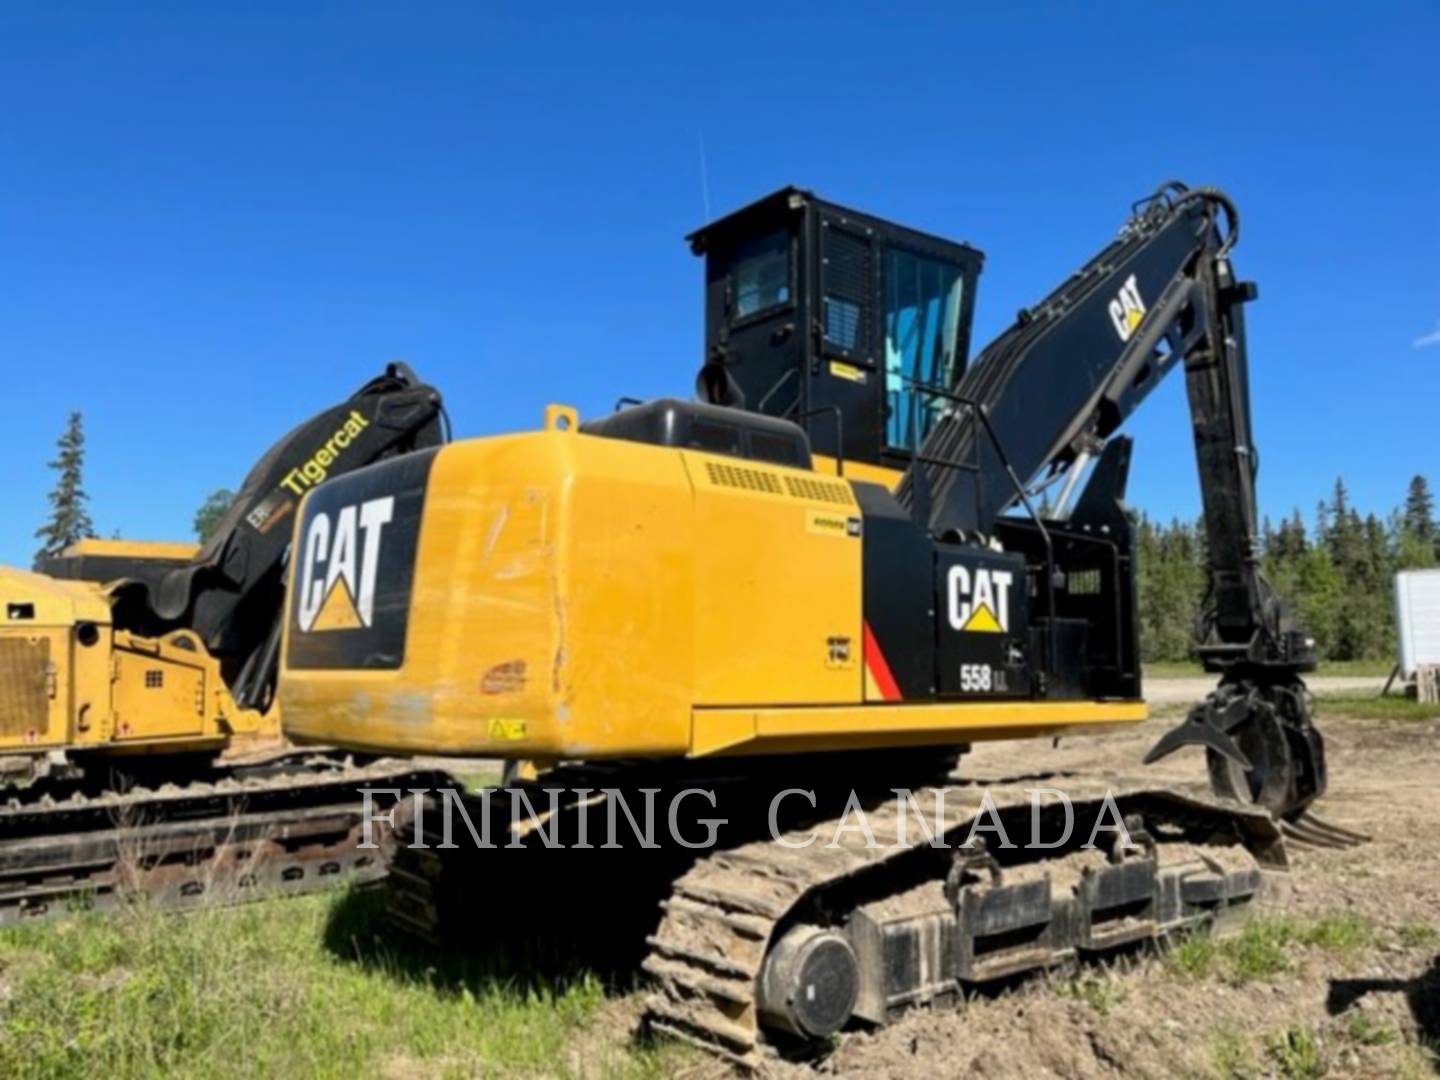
left=897, top=182, right=1324, bottom=817
left=898, top=182, right=1311, bottom=676
left=111, top=362, right=445, bottom=708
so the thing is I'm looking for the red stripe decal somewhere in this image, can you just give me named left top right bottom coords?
left=862, top=620, right=902, bottom=702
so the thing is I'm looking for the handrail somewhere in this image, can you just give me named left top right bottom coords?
left=906, top=379, right=1059, bottom=682
left=797, top=406, right=844, bottom=477
left=756, top=368, right=800, bottom=416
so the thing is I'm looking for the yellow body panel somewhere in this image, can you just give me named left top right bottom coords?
left=282, top=429, right=699, bottom=757
left=684, top=451, right=861, bottom=706
left=60, top=538, right=199, bottom=560
left=691, top=701, right=1147, bottom=755
left=280, top=409, right=1147, bottom=762
left=0, top=564, right=272, bottom=758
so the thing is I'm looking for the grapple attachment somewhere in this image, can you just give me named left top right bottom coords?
left=1145, top=678, right=1327, bottom=820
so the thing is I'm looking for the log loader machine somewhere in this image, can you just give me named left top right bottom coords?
left=276, top=182, right=1349, bottom=1065
left=0, top=364, right=449, bottom=919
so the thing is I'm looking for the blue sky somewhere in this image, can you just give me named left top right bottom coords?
left=2, top=4, right=1436, bottom=566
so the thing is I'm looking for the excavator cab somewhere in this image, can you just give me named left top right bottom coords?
left=689, top=187, right=983, bottom=470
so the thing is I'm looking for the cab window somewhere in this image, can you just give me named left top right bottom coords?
left=884, top=249, right=965, bottom=452
left=731, top=231, right=791, bottom=320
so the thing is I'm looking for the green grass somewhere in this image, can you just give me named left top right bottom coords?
left=1209, top=1029, right=1258, bottom=1078
left=1345, top=1012, right=1399, bottom=1047
left=0, top=889, right=687, bottom=1080
left=1224, top=919, right=1295, bottom=981
left=1265, top=1026, right=1326, bottom=1079
left=1300, top=913, right=1375, bottom=953
left=1399, top=923, right=1440, bottom=949
left=1313, top=692, right=1440, bottom=721
left=1057, top=970, right=1128, bottom=1015
left=1168, top=913, right=1377, bottom=985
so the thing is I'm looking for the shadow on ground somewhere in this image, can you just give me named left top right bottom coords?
left=1328, top=954, right=1440, bottom=1071
left=321, top=883, right=639, bottom=999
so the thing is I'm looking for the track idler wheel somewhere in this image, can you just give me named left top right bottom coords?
left=757, top=924, right=860, bottom=1040
left=1145, top=679, right=1326, bottom=820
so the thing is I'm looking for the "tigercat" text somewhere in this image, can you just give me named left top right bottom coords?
left=280, top=409, right=370, bottom=495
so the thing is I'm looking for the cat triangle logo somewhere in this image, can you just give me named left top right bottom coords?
left=947, top=564, right=1014, bottom=635
left=296, top=496, right=395, bottom=633
left=960, top=604, right=1003, bottom=634
left=310, top=578, right=364, bottom=632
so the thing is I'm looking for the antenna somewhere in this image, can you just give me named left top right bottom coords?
left=697, top=131, right=712, bottom=221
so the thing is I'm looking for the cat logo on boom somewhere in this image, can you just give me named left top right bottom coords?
left=1108, top=273, right=1147, bottom=342
left=947, top=565, right=1013, bottom=634
left=296, top=496, right=394, bottom=632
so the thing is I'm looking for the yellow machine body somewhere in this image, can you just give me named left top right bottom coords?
left=279, top=407, right=1145, bottom=761
left=0, top=561, right=273, bottom=760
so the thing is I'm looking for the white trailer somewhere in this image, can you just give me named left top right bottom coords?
left=1394, top=569, right=1440, bottom=701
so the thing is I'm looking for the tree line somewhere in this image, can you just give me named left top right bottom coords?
left=1136, top=475, right=1437, bottom=663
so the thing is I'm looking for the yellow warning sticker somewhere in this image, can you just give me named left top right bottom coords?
left=487, top=717, right=529, bottom=742
left=806, top=510, right=860, bottom=538
left=828, top=360, right=867, bottom=383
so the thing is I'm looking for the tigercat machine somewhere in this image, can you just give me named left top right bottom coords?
left=0, top=365, right=448, bottom=919
left=280, top=184, right=1343, bottom=1065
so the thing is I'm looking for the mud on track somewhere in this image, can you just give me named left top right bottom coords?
left=591, top=704, right=1440, bottom=1078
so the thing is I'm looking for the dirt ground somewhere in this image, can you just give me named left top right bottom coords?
left=418, top=697, right=1438, bottom=1077
left=742, top=704, right=1440, bottom=1079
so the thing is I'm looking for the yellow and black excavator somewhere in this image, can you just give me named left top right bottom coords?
left=273, top=181, right=1359, bottom=1064
left=267, top=183, right=1361, bottom=1062
left=0, top=364, right=448, bottom=919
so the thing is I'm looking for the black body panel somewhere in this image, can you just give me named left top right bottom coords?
left=852, top=483, right=934, bottom=700
left=285, top=449, right=437, bottom=672
left=932, top=544, right=1030, bottom=699
left=689, top=187, right=982, bottom=469
left=38, top=551, right=191, bottom=590
left=582, top=398, right=812, bottom=469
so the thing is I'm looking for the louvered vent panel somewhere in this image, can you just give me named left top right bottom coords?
left=0, top=637, right=49, bottom=737
left=784, top=477, right=852, bottom=505
left=704, top=461, right=784, bottom=495
left=823, top=227, right=871, bottom=352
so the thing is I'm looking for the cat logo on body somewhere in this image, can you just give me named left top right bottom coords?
left=1108, top=273, right=1147, bottom=342
left=947, top=565, right=1013, bottom=634
left=296, top=496, right=394, bottom=632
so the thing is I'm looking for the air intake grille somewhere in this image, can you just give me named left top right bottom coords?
left=704, top=461, right=784, bottom=495
left=0, top=637, right=50, bottom=737
left=784, top=477, right=852, bottom=505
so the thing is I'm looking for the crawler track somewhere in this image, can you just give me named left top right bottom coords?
left=380, top=762, right=1293, bottom=1069
left=642, top=777, right=1288, bottom=1067
left=0, top=754, right=451, bottom=923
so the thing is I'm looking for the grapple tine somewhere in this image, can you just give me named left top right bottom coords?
left=1143, top=706, right=1252, bottom=769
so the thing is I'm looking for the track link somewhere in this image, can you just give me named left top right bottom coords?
left=378, top=764, right=1292, bottom=1069
left=0, top=755, right=451, bottom=923
left=641, top=779, right=1289, bottom=1067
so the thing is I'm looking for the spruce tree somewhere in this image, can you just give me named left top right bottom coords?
left=34, top=411, right=95, bottom=564
left=1403, top=475, right=1434, bottom=546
